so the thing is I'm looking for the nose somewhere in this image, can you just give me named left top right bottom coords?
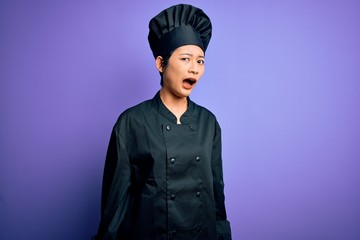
left=188, top=61, right=199, bottom=75
left=188, top=69, right=198, bottom=74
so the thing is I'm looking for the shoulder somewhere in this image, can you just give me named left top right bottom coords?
left=113, top=99, right=152, bottom=130
left=122, top=99, right=152, bottom=117
left=191, top=100, right=222, bottom=131
left=192, top=101, right=218, bottom=121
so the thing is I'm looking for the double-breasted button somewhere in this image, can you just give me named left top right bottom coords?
left=195, top=156, right=201, bottom=162
left=166, top=125, right=171, bottom=131
left=170, top=158, right=176, bottom=164
left=196, top=192, right=201, bottom=197
left=170, top=194, right=176, bottom=200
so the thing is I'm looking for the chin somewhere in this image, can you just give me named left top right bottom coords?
left=181, top=89, right=194, bottom=97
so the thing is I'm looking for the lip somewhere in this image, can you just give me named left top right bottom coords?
left=182, top=78, right=197, bottom=90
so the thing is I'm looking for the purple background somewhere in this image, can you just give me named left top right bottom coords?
left=1, top=0, right=360, bottom=239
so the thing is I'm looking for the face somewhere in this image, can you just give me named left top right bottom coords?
left=157, top=45, right=205, bottom=99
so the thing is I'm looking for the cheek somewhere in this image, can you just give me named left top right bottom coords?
left=199, top=66, right=205, bottom=77
left=170, top=65, right=186, bottom=78
left=163, top=66, right=179, bottom=82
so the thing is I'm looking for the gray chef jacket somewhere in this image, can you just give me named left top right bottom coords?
left=94, top=91, right=231, bottom=240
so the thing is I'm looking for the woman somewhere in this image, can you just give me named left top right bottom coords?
left=94, top=4, right=231, bottom=240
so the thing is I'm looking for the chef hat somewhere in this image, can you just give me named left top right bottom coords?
left=148, top=4, right=212, bottom=58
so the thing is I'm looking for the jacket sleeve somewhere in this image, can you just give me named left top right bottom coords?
left=212, top=120, right=232, bottom=240
left=93, top=127, right=132, bottom=240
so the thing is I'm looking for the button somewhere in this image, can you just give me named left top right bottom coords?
left=170, top=194, right=176, bottom=200
left=169, top=230, right=176, bottom=236
left=196, top=192, right=201, bottom=197
left=170, top=158, right=176, bottom=164
left=197, top=227, right=201, bottom=232
left=189, top=125, right=197, bottom=130
left=166, top=125, right=171, bottom=131
left=195, top=156, right=200, bottom=162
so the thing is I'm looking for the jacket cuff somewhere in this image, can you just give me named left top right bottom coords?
left=216, top=220, right=232, bottom=240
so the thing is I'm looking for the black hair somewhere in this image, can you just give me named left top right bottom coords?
left=159, top=51, right=173, bottom=86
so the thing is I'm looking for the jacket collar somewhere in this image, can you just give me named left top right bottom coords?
left=152, top=91, right=195, bottom=125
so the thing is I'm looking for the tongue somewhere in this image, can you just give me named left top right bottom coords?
left=183, top=81, right=193, bottom=90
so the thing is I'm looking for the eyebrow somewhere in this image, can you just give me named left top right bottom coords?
left=179, top=53, right=205, bottom=58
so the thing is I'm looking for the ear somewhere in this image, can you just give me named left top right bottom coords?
left=155, top=56, right=164, bottom=73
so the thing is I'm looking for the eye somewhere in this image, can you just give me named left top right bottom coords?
left=198, top=59, right=205, bottom=65
left=180, top=57, right=190, bottom=61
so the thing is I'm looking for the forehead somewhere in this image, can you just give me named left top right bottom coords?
left=173, top=45, right=204, bottom=56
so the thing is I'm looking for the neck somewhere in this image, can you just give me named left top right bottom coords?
left=159, top=89, right=188, bottom=124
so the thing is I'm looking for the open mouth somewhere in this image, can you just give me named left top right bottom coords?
left=183, top=78, right=197, bottom=86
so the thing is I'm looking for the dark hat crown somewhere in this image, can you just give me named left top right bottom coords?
left=148, top=4, right=212, bottom=58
